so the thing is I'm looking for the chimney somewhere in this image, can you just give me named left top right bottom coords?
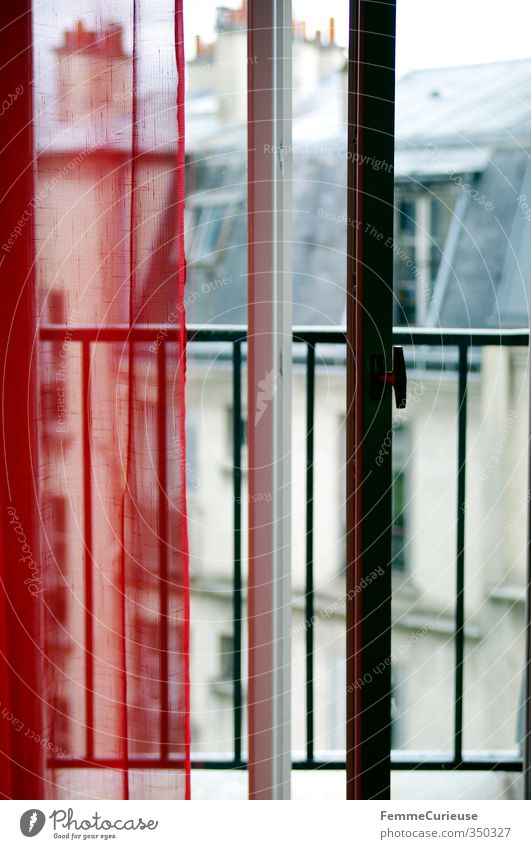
left=315, top=29, right=321, bottom=44
left=56, top=20, right=131, bottom=122
left=195, top=34, right=202, bottom=55
left=60, top=19, right=125, bottom=57
left=329, top=17, right=335, bottom=44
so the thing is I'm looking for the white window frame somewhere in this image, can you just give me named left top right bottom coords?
left=247, top=0, right=292, bottom=800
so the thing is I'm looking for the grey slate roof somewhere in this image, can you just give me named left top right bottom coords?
left=395, top=59, right=531, bottom=148
left=395, top=60, right=531, bottom=328
left=186, top=59, right=531, bottom=329
left=436, top=146, right=531, bottom=328
left=185, top=75, right=348, bottom=327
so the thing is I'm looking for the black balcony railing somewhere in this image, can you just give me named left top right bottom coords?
left=40, top=323, right=529, bottom=775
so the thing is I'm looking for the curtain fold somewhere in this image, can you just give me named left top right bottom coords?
left=0, top=0, right=190, bottom=800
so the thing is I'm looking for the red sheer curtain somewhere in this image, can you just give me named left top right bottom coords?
left=0, top=0, right=190, bottom=800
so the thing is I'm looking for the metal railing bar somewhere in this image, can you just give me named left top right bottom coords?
left=455, top=344, right=468, bottom=764
left=48, top=756, right=524, bottom=772
left=39, top=324, right=530, bottom=347
left=232, top=341, right=243, bottom=763
left=39, top=325, right=247, bottom=344
left=305, top=343, right=315, bottom=763
left=393, top=327, right=529, bottom=346
left=390, top=759, right=522, bottom=772
left=81, top=340, right=94, bottom=761
left=157, top=343, right=170, bottom=757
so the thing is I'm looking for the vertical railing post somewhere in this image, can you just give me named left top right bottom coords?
left=526, top=334, right=531, bottom=797
left=232, top=340, right=243, bottom=764
left=305, top=343, right=315, bottom=764
left=157, top=342, right=169, bottom=757
left=82, top=340, right=94, bottom=761
left=454, top=343, right=468, bottom=765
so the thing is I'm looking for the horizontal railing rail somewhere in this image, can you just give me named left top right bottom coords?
left=40, top=324, right=529, bottom=775
left=40, top=323, right=530, bottom=346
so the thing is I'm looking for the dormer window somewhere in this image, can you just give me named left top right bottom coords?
left=393, top=186, right=456, bottom=326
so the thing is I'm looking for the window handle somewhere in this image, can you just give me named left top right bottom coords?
left=371, top=346, right=407, bottom=409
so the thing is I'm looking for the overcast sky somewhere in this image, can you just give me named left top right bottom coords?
left=186, top=0, right=531, bottom=78
left=33, top=0, right=531, bottom=85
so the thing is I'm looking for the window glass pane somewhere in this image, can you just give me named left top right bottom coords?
left=185, top=1, right=247, bottom=324
left=289, top=4, right=348, bottom=776
left=393, top=0, right=530, bottom=801
left=399, top=199, right=416, bottom=236
left=184, top=1, right=248, bottom=771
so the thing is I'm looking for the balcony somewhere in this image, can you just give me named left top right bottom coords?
left=40, top=322, right=529, bottom=799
